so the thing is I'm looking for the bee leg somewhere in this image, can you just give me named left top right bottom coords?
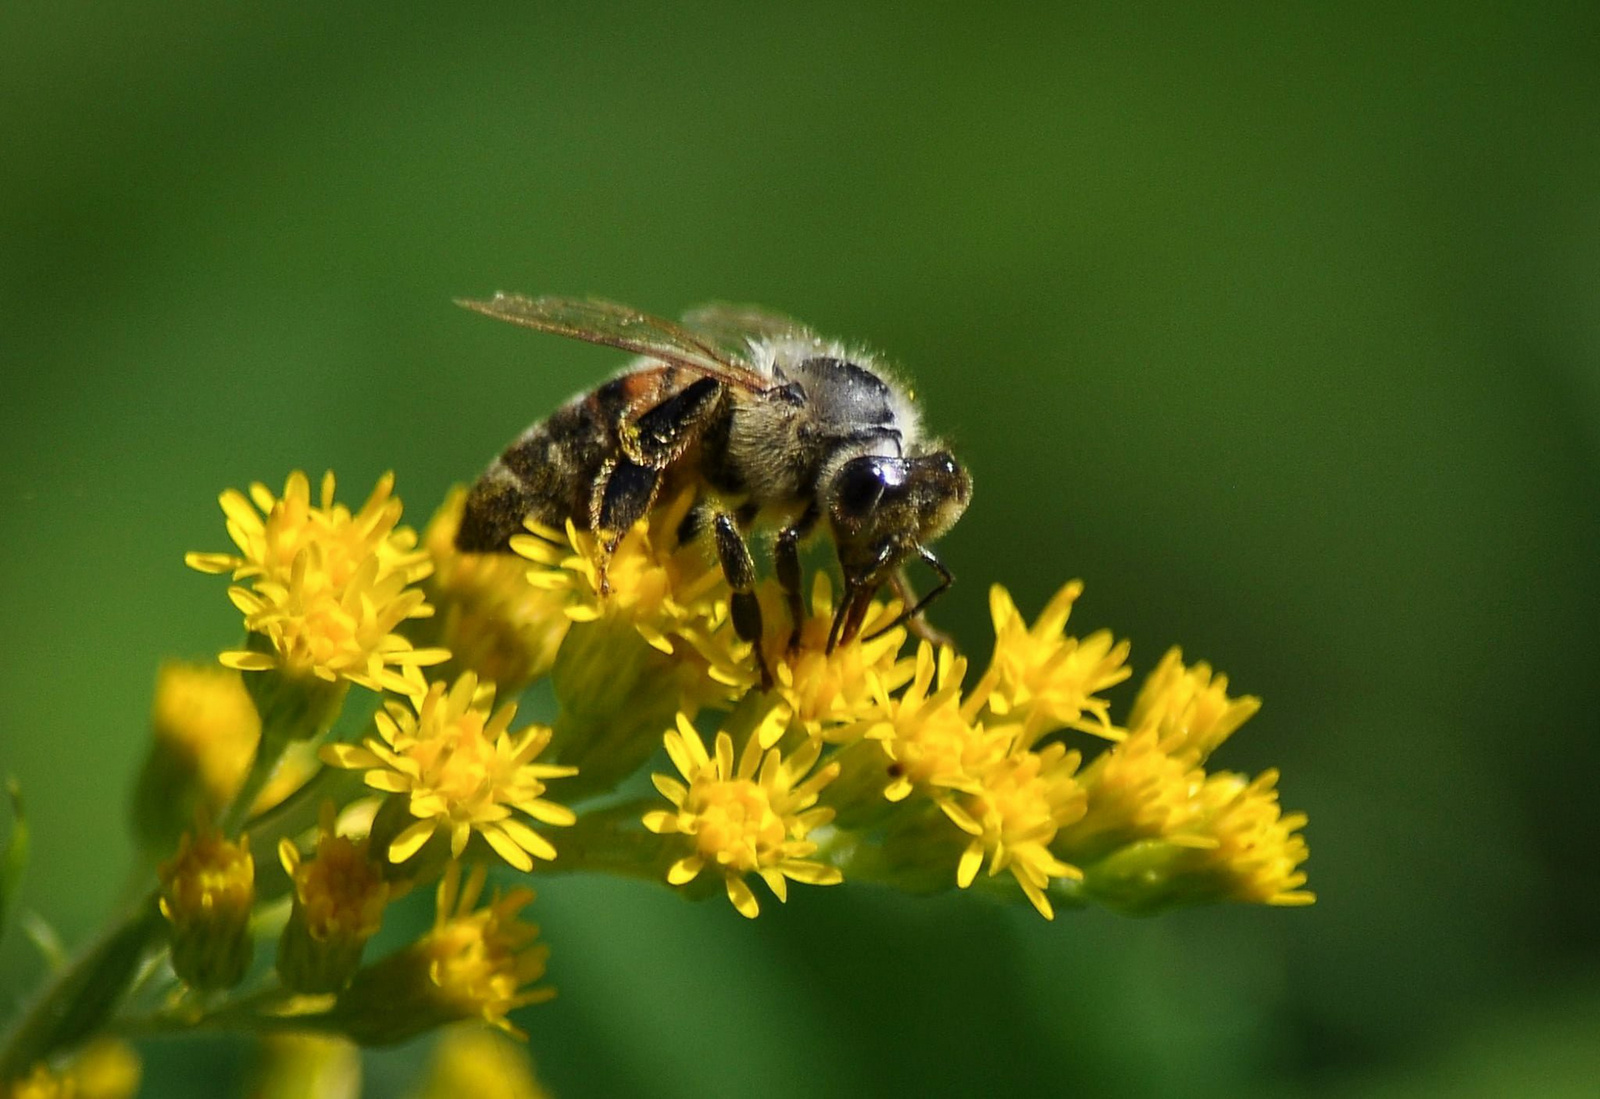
left=828, top=541, right=898, bottom=652
left=595, top=378, right=721, bottom=586
left=590, top=457, right=662, bottom=596
left=674, top=502, right=705, bottom=547
left=773, top=506, right=818, bottom=654
left=712, top=511, right=772, bottom=691
left=864, top=546, right=954, bottom=645
left=885, top=568, right=958, bottom=648
left=626, top=377, right=723, bottom=465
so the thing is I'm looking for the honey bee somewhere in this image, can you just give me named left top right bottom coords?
left=455, top=295, right=972, bottom=686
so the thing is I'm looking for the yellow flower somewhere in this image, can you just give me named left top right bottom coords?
left=321, top=673, right=576, bottom=871
left=62, top=1041, right=140, bottom=1099
left=4, top=1064, right=58, bottom=1099
left=967, top=582, right=1130, bottom=745
left=862, top=643, right=1006, bottom=801
left=186, top=471, right=449, bottom=694
left=158, top=828, right=255, bottom=990
left=1126, top=647, right=1261, bottom=762
left=423, top=487, right=571, bottom=690
left=1078, top=767, right=1313, bottom=913
left=644, top=711, right=843, bottom=918
left=249, top=1036, right=361, bottom=1099
left=752, top=572, right=916, bottom=743
left=135, top=663, right=313, bottom=829
left=942, top=741, right=1088, bottom=920
left=148, top=661, right=260, bottom=804
left=333, top=862, right=553, bottom=1043
left=132, top=662, right=267, bottom=849
left=277, top=805, right=393, bottom=993
left=416, top=1027, right=551, bottom=1099
left=511, top=491, right=736, bottom=664
left=1191, top=769, right=1314, bottom=906
left=1053, top=724, right=1209, bottom=864
left=2, top=1040, right=141, bottom=1099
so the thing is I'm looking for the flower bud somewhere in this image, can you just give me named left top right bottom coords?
left=158, top=829, right=255, bottom=990
left=276, top=813, right=391, bottom=994
left=329, top=863, right=551, bottom=1044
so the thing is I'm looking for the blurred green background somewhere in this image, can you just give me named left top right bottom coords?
left=3, top=2, right=1598, bottom=1095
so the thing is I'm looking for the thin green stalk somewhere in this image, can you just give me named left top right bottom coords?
left=0, top=894, right=162, bottom=1080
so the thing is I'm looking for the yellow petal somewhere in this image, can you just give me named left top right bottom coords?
left=1020, top=876, right=1055, bottom=920
left=482, top=826, right=536, bottom=871
left=667, top=856, right=703, bottom=885
left=219, top=650, right=276, bottom=671
left=755, top=706, right=791, bottom=750
left=184, top=552, right=238, bottom=574
left=651, top=773, right=689, bottom=805
left=782, top=860, right=843, bottom=886
left=388, top=819, right=436, bottom=863
left=499, top=817, right=557, bottom=862
left=519, top=800, right=576, bottom=827
left=726, top=876, right=760, bottom=919
left=956, top=841, right=984, bottom=888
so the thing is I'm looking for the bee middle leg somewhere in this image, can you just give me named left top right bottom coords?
left=712, top=511, right=772, bottom=691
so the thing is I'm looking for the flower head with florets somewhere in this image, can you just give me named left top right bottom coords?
left=644, top=710, right=843, bottom=917
left=186, top=471, right=449, bottom=693
left=321, top=672, right=576, bottom=871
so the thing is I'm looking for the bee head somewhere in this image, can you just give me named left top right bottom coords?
left=824, top=450, right=971, bottom=643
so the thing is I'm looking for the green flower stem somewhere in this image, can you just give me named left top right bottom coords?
left=109, top=985, right=333, bottom=1041
left=224, top=667, right=350, bottom=835
left=820, top=825, right=957, bottom=895
left=0, top=677, right=362, bottom=1077
left=219, top=744, right=281, bottom=837
left=0, top=893, right=162, bottom=1080
left=244, top=766, right=361, bottom=851
left=545, top=619, right=688, bottom=800
left=533, top=799, right=673, bottom=882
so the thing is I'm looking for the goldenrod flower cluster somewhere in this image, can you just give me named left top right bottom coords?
left=0, top=1040, right=140, bottom=1099
left=0, top=469, right=1311, bottom=1090
left=184, top=471, right=449, bottom=695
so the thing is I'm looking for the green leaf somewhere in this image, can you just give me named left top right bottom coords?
left=20, top=911, right=67, bottom=971
left=0, top=778, right=28, bottom=946
left=0, top=900, right=163, bottom=1080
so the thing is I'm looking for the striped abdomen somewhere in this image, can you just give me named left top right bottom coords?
left=454, top=376, right=634, bottom=551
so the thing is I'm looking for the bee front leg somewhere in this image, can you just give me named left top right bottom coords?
left=867, top=546, right=956, bottom=646
left=712, top=511, right=772, bottom=691
left=773, top=505, right=818, bottom=655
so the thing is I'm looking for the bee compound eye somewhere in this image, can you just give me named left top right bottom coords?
left=835, top=457, right=887, bottom=518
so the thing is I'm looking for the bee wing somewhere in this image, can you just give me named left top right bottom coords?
left=458, top=294, right=775, bottom=393
left=679, top=302, right=815, bottom=350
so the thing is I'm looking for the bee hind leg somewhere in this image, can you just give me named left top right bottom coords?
left=712, top=511, right=772, bottom=691
left=590, top=457, right=663, bottom=596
